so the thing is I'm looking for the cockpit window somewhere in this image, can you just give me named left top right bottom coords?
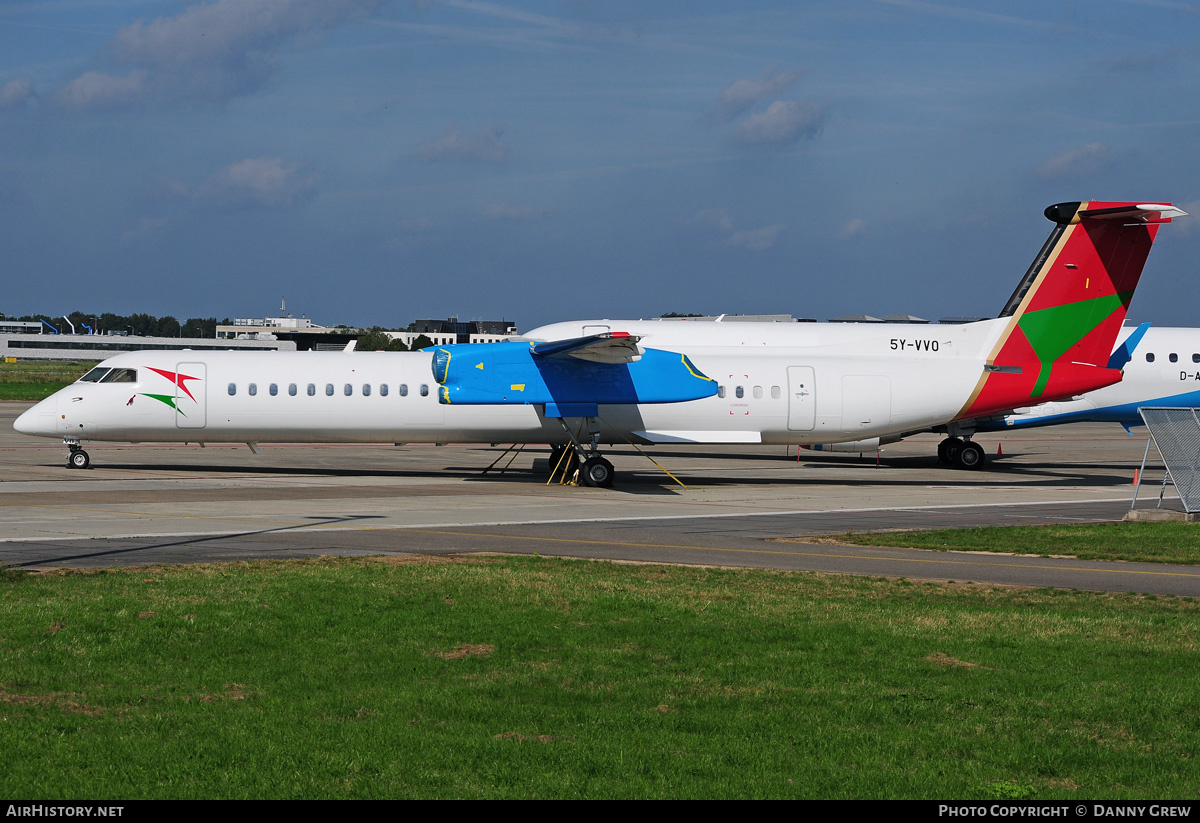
left=78, top=367, right=110, bottom=383
left=99, top=368, right=137, bottom=383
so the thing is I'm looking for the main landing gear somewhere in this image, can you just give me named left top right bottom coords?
left=937, top=436, right=985, bottom=470
left=65, top=438, right=90, bottom=470
left=548, top=419, right=615, bottom=488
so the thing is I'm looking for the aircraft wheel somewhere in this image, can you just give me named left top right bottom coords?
left=941, top=438, right=963, bottom=466
left=937, top=438, right=956, bottom=465
left=68, top=449, right=90, bottom=470
left=956, top=441, right=985, bottom=470
left=581, top=456, right=615, bottom=488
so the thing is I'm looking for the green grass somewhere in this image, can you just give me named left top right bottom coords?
left=831, top=522, right=1200, bottom=565
left=2, top=555, right=1198, bottom=799
left=0, top=360, right=96, bottom=400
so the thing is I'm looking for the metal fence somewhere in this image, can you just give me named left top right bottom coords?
left=1137, top=407, right=1200, bottom=513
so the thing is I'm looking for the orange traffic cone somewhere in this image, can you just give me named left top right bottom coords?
left=1133, top=468, right=1140, bottom=486
left=996, top=442, right=1003, bottom=457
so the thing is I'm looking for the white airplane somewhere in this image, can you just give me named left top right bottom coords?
left=13, top=201, right=1184, bottom=486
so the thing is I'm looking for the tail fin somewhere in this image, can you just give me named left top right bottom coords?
left=959, top=201, right=1184, bottom=420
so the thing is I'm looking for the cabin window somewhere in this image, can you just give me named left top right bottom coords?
left=1146, top=353, right=1156, bottom=363
left=399, top=384, right=409, bottom=397
left=100, top=368, right=137, bottom=383
left=289, top=384, right=297, bottom=396
left=771, top=386, right=781, bottom=399
left=307, top=383, right=316, bottom=396
left=325, top=383, right=334, bottom=396
left=1194, top=354, right=1200, bottom=364
left=344, top=383, right=353, bottom=396
left=717, top=386, right=726, bottom=398
left=752, top=386, right=763, bottom=399
left=269, top=383, right=278, bottom=396
left=248, top=383, right=257, bottom=396
left=78, top=367, right=110, bottom=383
left=362, top=384, right=371, bottom=396
left=420, top=384, right=429, bottom=396
left=228, top=383, right=237, bottom=396
left=380, top=384, right=389, bottom=397
left=1170, top=353, right=1179, bottom=363
left=735, top=386, right=744, bottom=399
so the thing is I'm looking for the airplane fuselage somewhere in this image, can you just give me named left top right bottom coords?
left=18, top=317, right=1010, bottom=448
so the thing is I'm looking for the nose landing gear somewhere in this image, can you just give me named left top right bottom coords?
left=65, top=438, right=91, bottom=470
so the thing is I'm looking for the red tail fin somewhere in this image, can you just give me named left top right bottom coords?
left=959, top=201, right=1183, bottom=420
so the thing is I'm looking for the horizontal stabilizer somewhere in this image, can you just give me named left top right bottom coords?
left=1080, top=203, right=1186, bottom=223
left=530, top=332, right=642, bottom=363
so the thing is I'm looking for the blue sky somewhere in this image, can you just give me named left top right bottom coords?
left=2, top=0, right=1198, bottom=330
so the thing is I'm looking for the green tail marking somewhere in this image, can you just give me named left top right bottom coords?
left=1016, top=292, right=1129, bottom=397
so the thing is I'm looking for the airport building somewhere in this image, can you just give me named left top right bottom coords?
left=215, top=316, right=357, bottom=351
left=0, top=328, right=292, bottom=361
left=217, top=315, right=521, bottom=350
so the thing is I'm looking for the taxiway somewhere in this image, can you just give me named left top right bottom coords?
left=2, top=402, right=1194, bottom=595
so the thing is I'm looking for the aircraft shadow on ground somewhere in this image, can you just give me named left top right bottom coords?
left=72, top=450, right=1146, bottom=493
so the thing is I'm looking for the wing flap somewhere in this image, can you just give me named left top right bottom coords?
left=530, top=332, right=642, bottom=363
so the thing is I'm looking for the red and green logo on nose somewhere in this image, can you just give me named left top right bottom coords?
left=133, top=367, right=202, bottom=416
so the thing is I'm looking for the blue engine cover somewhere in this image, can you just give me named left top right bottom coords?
left=432, top=341, right=717, bottom=406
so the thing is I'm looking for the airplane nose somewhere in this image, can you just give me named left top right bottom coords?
left=13, top=406, right=37, bottom=435
left=13, top=399, right=55, bottom=436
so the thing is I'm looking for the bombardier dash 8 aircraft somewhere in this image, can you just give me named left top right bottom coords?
left=13, top=201, right=1185, bottom=486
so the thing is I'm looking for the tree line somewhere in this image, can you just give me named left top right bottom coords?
left=2, top=311, right=435, bottom=351
left=5, top=311, right=228, bottom=339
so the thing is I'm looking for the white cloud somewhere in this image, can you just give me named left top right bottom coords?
left=696, top=208, right=734, bottom=233
left=121, top=216, right=169, bottom=243
left=840, top=218, right=867, bottom=239
left=696, top=209, right=783, bottom=252
left=414, top=125, right=508, bottom=163
left=712, top=67, right=801, bottom=123
left=57, top=0, right=385, bottom=107
left=729, top=224, right=784, bottom=251
left=57, top=71, right=148, bottom=108
left=210, top=156, right=317, bottom=207
left=1036, top=143, right=1111, bottom=178
left=732, top=100, right=831, bottom=147
left=0, top=77, right=35, bottom=108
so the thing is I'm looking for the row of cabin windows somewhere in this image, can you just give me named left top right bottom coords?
left=228, top=382, right=430, bottom=397
left=1146, top=353, right=1200, bottom=363
left=717, top=385, right=782, bottom=400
